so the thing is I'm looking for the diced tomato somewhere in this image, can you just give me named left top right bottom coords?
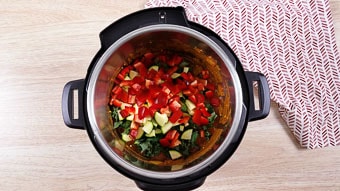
left=143, top=52, right=154, bottom=66
left=159, top=138, right=170, bottom=147
left=130, top=129, right=138, bottom=139
left=133, top=61, right=147, bottom=77
left=182, top=89, right=192, bottom=96
left=169, top=110, right=183, bottom=123
left=188, top=95, right=197, bottom=104
left=117, top=73, right=125, bottom=81
left=165, top=130, right=178, bottom=140
left=170, top=139, right=181, bottom=148
left=112, top=85, right=123, bottom=95
left=147, top=68, right=158, bottom=79
left=205, top=90, right=214, bottom=99
left=199, top=116, right=209, bottom=125
left=201, top=70, right=209, bottom=79
left=148, top=105, right=158, bottom=116
left=132, top=76, right=144, bottom=84
left=168, top=55, right=183, bottom=66
left=131, top=83, right=142, bottom=92
left=116, top=90, right=129, bottom=103
left=188, top=85, right=199, bottom=95
left=120, top=109, right=130, bottom=118
left=110, top=98, right=122, bottom=107
left=120, top=80, right=133, bottom=87
left=169, top=100, right=181, bottom=112
left=130, top=121, right=139, bottom=130
left=200, top=107, right=211, bottom=117
left=200, top=130, right=205, bottom=138
left=160, top=106, right=171, bottom=116
left=154, top=92, right=168, bottom=108
left=167, top=66, right=178, bottom=75
left=210, top=97, right=221, bottom=107
left=196, top=93, right=205, bottom=104
left=136, top=89, right=149, bottom=106
left=192, top=109, right=202, bottom=125
left=157, top=54, right=167, bottom=63
left=138, top=106, right=150, bottom=119
left=206, top=83, right=215, bottom=91
left=178, top=116, right=190, bottom=124
left=190, top=80, right=198, bottom=87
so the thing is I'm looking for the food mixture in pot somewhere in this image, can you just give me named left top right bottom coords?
left=108, top=52, right=221, bottom=161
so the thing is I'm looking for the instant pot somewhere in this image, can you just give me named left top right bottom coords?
left=62, top=7, right=270, bottom=191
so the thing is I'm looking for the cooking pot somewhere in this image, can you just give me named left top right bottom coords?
left=62, top=7, right=270, bottom=191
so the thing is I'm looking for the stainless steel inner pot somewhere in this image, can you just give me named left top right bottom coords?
left=86, top=25, right=243, bottom=178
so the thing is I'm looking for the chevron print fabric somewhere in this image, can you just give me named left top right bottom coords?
left=145, top=0, right=340, bottom=149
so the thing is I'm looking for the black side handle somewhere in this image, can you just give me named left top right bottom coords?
left=245, top=72, right=270, bottom=121
left=62, top=79, right=86, bottom=129
left=100, top=6, right=189, bottom=49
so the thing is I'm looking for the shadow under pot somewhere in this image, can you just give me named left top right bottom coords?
left=62, top=6, right=270, bottom=191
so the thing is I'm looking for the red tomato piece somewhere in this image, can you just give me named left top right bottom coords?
left=132, top=76, right=144, bottom=84
left=138, top=106, right=150, bottom=119
left=117, top=73, right=125, bottom=81
left=165, top=130, right=178, bottom=140
left=120, top=80, right=133, bottom=87
left=130, top=129, right=138, bottom=139
left=206, top=83, right=215, bottom=91
left=116, top=90, right=129, bottom=103
left=178, top=116, right=190, bottom=124
left=196, top=93, right=205, bottom=104
left=200, top=107, right=211, bottom=117
left=199, top=116, right=209, bottom=125
left=136, top=89, right=149, bottom=106
left=188, top=95, right=197, bottom=104
left=192, top=109, right=202, bottom=125
left=169, top=100, right=181, bottom=112
left=133, top=61, right=147, bottom=77
left=169, top=110, right=183, bottom=123
left=205, top=90, right=214, bottom=99
left=159, top=138, right=170, bottom=147
left=147, top=68, right=158, bottom=79
left=169, top=139, right=181, bottom=148
left=168, top=55, right=183, bottom=66
left=210, top=97, right=221, bottom=107
left=110, top=98, right=122, bottom=107
left=154, top=92, right=168, bottom=108
left=112, top=85, right=123, bottom=95
left=201, top=70, right=209, bottom=79
left=120, top=109, right=130, bottom=118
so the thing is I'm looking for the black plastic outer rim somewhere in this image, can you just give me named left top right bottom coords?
left=82, top=8, right=251, bottom=188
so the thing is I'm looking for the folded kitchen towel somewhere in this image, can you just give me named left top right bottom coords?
left=145, top=0, right=340, bottom=149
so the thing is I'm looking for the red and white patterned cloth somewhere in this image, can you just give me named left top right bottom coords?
left=145, top=0, right=340, bottom=149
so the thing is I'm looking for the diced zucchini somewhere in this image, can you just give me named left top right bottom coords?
left=136, top=127, right=144, bottom=139
left=148, top=65, right=159, bottom=71
left=185, top=99, right=196, bottom=112
left=169, top=150, right=182, bottom=160
left=145, top=129, right=156, bottom=137
left=183, top=67, right=189, bottom=73
left=154, top=112, right=168, bottom=126
left=129, top=70, right=139, bottom=79
left=155, top=128, right=162, bottom=134
left=126, top=114, right=134, bottom=121
left=181, top=129, right=193, bottom=140
left=179, top=125, right=185, bottom=132
left=142, top=121, right=154, bottom=134
left=121, top=133, right=132, bottom=142
left=171, top=73, right=181, bottom=79
left=124, top=76, right=131, bottom=80
left=161, top=122, right=173, bottom=134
